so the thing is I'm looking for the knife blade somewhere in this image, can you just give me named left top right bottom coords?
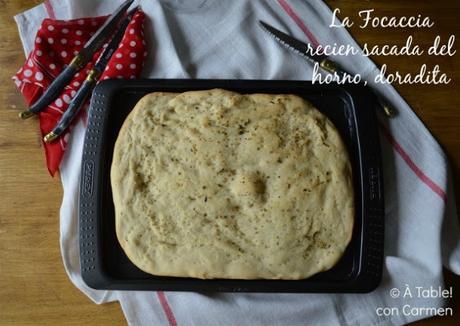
left=259, top=20, right=341, bottom=76
left=20, top=0, right=134, bottom=119
left=78, top=0, right=134, bottom=64
left=259, top=20, right=395, bottom=117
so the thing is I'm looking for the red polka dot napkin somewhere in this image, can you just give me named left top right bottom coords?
left=13, top=10, right=147, bottom=176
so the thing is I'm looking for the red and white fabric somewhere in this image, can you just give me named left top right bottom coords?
left=13, top=9, right=146, bottom=175
left=13, top=1, right=460, bottom=325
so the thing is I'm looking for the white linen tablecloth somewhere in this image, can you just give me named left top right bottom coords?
left=14, top=0, right=460, bottom=325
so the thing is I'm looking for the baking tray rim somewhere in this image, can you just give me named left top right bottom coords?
left=79, top=79, right=385, bottom=293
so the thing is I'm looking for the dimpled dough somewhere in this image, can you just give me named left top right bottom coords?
left=111, top=89, right=354, bottom=280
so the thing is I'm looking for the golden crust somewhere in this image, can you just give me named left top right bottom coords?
left=111, top=89, right=354, bottom=280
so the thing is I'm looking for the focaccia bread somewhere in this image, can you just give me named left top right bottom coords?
left=111, top=89, right=354, bottom=280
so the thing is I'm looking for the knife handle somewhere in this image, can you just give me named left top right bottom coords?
left=19, top=54, right=87, bottom=119
left=43, top=69, right=99, bottom=143
left=320, top=58, right=396, bottom=118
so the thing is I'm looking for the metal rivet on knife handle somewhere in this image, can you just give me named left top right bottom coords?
left=319, top=59, right=338, bottom=74
left=43, top=131, right=58, bottom=143
left=382, top=104, right=395, bottom=117
left=376, top=95, right=396, bottom=118
left=69, top=54, right=87, bottom=70
left=19, top=110, right=35, bottom=119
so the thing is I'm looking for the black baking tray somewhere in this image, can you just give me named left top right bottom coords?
left=79, top=79, right=384, bottom=293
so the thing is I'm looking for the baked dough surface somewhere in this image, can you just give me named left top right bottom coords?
left=111, top=89, right=354, bottom=279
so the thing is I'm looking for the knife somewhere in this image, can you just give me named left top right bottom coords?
left=19, top=0, right=134, bottom=119
left=259, top=20, right=395, bottom=117
left=43, top=9, right=137, bottom=143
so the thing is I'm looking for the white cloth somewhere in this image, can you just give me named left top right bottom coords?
left=14, top=0, right=460, bottom=325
